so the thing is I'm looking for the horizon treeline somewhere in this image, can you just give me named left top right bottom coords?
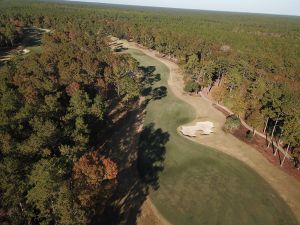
left=0, top=0, right=300, bottom=224
left=99, top=1, right=300, bottom=166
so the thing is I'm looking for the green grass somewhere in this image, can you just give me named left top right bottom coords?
left=125, top=48, right=298, bottom=225
left=21, top=27, right=44, bottom=54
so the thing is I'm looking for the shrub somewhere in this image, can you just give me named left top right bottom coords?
left=245, top=130, right=253, bottom=140
left=224, top=114, right=240, bottom=132
left=184, top=80, right=199, bottom=93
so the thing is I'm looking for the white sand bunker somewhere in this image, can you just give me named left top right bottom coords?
left=22, top=49, right=30, bottom=54
left=180, top=121, right=214, bottom=137
left=40, top=28, right=51, bottom=33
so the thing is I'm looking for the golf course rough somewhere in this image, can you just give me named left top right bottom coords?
left=124, top=48, right=298, bottom=225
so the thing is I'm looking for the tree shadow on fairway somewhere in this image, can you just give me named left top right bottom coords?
left=114, top=47, right=128, bottom=52
left=140, top=66, right=160, bottom=94
left=138, top=123, right=169, bottom=190
left=22, top=28, right=43, bottom=48
left=97, top=123, right=169, bottom=225
left=152, top=86, right=167, bottom=100
left=141, top=85, right=167, bottom=101
left=139, top=65, right=167, bottom=106
left=139, top=66, right=160, bottom=85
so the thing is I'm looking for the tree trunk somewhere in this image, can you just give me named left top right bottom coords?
left=263, top=117, right=269, bottom=134
left=208, top=85, right=213, bottom=94
left=274, top=129, right=283, bottom=156
left=218, top=74, right=223, bottom=86
left=267, top=139, right=272, bottom=148
left=268, top=116, right=279, bottom=148
left=274, top=145, right=278, bottom=156
left=19, top=202, right=24, bottom=213
left=116, top=84, right=120, bottom=97
left=280, top=143, right=290, bottom=167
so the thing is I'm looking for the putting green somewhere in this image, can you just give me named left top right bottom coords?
left=125, top=48, right=298, bottom=225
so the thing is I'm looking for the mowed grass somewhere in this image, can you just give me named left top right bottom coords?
left=125, top=48, right=298, bottom=225
left=21, top=27, right=44, bottom=54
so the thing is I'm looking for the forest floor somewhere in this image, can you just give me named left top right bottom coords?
left=115, top=39, right=300, bottom=225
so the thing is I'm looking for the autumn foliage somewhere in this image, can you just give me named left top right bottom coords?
left=66, top=82, right=80, bottom=96
left=1, top=1, right=300, bottom=224
left=102, top=157, right=118, bottom=180
left=73, top=151, right=118, bottom=185
left=72, top=152, right=118, bottom=207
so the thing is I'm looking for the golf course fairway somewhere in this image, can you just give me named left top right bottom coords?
left=124, top=48, right=298, bottom=225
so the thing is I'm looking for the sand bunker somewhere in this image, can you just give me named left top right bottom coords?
left=40, top=28, right=51, bottom=33
left=22, top=49, right=30, bottom=54
left=180, top=121, right=214, bottom=137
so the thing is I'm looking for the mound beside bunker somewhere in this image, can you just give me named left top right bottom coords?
left=180, top=121, right=214, bottom=137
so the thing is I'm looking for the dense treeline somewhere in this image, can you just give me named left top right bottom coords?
left=0, top=0, right=300, bottom=223
left=0, top=18, right=24, bottom=47
left=0, top=2, right=141, bottom=224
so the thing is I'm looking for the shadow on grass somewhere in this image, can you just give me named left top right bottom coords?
left=152, top=86, right=167, bottom=100
left=138, top=123, right=169, bottom=190
left=114, top=47, right=129, bottom=52
left=141, top=85, right=167, bottom=101
left=0, top=48, right=14, bottom=64
left=0, top=48, right=11, bottom=57
left=22, top=28, right=43, bottom=47
left=139, top=65, right=167, bottom=106
left=0, top=27, right=45, bottom=62
left=96, top=123, right=169, bottom=225
left=139, top=66, right=160, bottom=85
left=92, top=61, right=169, bottom=225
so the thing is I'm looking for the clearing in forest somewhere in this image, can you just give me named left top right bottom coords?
left=120, top=44, right=299, bottom=225
left=0, top=27, right=46, bottom=62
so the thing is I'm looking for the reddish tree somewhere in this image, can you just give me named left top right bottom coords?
left=23, top=85, right=38, bottom=104
left=73, top=151, right=104, bottom=185
left=73, top=151, right=118, bottom=185
left=101, top=157, right=118, bottom=180
left=66, top=82, right=80, bottom=96
left=73, top=152, right=118, bottom=207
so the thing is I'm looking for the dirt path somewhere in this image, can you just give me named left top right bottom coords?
left=137, top=198, right=171, bottom=225
left=117, top=39, right=300, bottom=224
left=199, top=92, right=292, bottom=160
